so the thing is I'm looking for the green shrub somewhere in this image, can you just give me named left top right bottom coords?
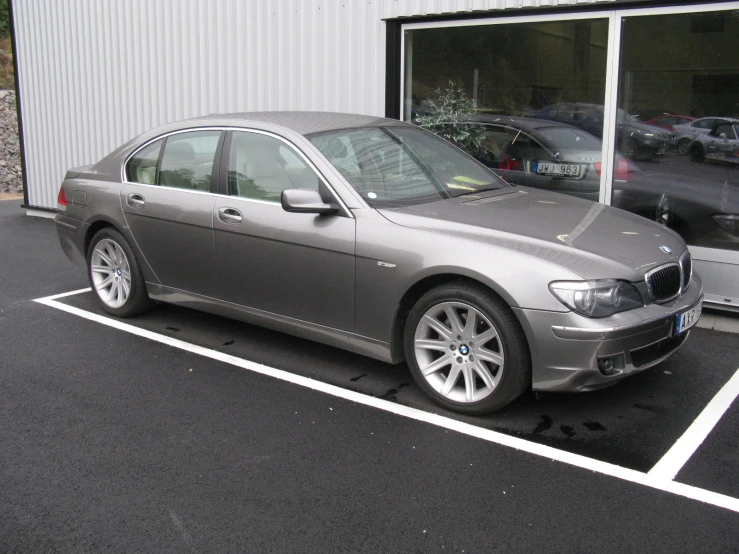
left=0, top=1, right=9, bottom=37
left=414, top=82, right=487, bottom=157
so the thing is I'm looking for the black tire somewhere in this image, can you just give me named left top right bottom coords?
left=87, top=227, right=152, bottom=317
left=621, top=137, right=638, bottom=160
left=403, top=282, right=531, bottom=415
left=689, top=144, right=704, bottom=163
left=677, top=138, right=691, bottom=156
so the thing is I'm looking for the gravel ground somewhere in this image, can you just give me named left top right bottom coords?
left=0, top=89, right=22, bottom=194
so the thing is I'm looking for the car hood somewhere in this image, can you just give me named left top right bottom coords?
left=621, top=120, right=672, bottom=138
left=378, top=186, right=686, bottom=280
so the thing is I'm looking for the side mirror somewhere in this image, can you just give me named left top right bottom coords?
left=719, top=132, right=728, bottom=140
left=281, top=189, right=338, bottom=215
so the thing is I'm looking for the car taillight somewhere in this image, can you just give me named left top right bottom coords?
left=57, top=187, right=67, bottom=206
left=594, top=159, right=631, bottom=181
left=498, top=157, right=521, bottom=171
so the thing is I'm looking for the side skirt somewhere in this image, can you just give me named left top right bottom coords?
left=147, top=283, right=396, bottom=364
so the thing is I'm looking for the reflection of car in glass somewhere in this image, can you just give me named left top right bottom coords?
left=686, top=119, right=739, bottom=165
left=55, top=112, right=703, bottom=415
left=429, top=115, right=630, bottom=201
left=528, top=103, right=673, bottom=161
left=674, top=117, right=726, bottom=155
left=423, top=116, right=739, bottom=252
left=643, top=114, right=695, bottom=131
left=614, top=169, right=739, bottom=251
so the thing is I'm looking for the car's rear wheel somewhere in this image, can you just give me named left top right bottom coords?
left=87, top=228, right=152, bottom=317
left=677, top=138, right=691, bottom=155
left=689, top=144, right=704, bottom=163
left=404, top=282, right=530, bottom=415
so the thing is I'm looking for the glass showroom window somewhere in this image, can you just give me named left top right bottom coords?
left=611, top=10, right=739, bottom=252
left=403, top=19, right=609, bottom=200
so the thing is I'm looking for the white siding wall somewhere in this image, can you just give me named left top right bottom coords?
left=13, top=0, right=615, bottom=208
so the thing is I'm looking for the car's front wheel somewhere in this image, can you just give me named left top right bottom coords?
left=404, top=282, right=531, bottom=415
left=677, top=138, right=692, bottom=155
left=87, top=227, right=152, bottom=317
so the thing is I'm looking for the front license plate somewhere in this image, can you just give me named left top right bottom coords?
left=534, top=162, right=581, bottom=177
left=675, top=301, right=702, bottom=335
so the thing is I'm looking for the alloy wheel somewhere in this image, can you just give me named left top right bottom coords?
left=90, top=238, right=132, bottom=308
left=413, top=301, right=505, bottom=404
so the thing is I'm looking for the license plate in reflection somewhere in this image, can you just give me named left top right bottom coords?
left=535, top=162, right=581, bottom=177
left=675, top=301, right=702, bottom=335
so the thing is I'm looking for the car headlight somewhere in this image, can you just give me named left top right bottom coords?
left=548, top=279, right=644, bottom=318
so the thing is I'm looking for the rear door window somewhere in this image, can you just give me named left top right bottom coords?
left=158, top=131, right=222, bottom=191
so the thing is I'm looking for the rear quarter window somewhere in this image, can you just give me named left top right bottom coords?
left=125, top=139, right=163, bottom=184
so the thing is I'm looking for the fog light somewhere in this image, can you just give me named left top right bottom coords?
left=597, top=354, right=625, bottom=376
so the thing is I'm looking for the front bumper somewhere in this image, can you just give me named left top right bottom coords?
left=514, top=273, right=703, bottom=392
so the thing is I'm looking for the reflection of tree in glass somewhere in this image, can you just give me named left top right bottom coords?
left=160, top=168, right=194, bottom=189
left=415, top=81, right=487, bottom=158
left=228, top=170, right=275, bottom=200
left=160, top=167, right=213, bottom=191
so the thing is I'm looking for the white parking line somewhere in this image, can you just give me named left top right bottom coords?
left=648, top=368, right=739, bottom=481
left=34, top=289, right=739, bottom=514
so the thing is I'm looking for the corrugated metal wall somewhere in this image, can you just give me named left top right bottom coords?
left=13, top=0, right=615, bottom=209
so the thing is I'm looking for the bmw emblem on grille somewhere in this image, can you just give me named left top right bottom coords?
left=659, top=245, right=672, bottom=254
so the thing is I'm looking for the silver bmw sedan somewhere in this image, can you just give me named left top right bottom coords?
left=54, top=112, right=703, bottom=414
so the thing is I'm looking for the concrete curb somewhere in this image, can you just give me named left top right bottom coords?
left=696, top=312, right=739, bottom=334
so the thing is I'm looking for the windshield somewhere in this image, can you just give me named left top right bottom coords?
left=617, top=108, right=641, bottom=123
left=308, top=126, right=507, bottom=208
left=537, top=127, right=602, bottom=151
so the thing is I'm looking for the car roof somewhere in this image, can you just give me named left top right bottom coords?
left=456, top=114, right=583, bottom=133
left=696, top=116, right=739, bottom=122
left=648, top=114, right=694, bottom=120
left=91, top=112, right=410, bottom=177
left=191, top=111, right=404, bottom=136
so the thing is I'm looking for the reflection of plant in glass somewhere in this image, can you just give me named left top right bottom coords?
left=415, top=82, right=487, bottom=156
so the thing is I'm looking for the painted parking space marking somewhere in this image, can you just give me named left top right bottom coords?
left=35, top=288, right=739, bottom=514
left=648, top=369, right=739, bottom=481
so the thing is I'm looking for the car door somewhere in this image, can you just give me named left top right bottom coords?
left=212, top=130, right=355, bottom=331
left=705, top=123, right=738, bottom=161
left=121, top=130, right=223, bottom=296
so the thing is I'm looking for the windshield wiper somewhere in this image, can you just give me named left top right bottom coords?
left=453, top=185, right=510, bottom=197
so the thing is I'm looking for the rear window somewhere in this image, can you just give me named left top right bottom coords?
left=536, top=127, right=602, bottom=151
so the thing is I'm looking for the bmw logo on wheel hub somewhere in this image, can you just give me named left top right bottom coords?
left=459, top=345, right=470, bottom=355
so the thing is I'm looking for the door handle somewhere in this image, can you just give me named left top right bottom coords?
left=218, top=207, right=243, bottom=224
left=126, top=193, right=145, bottom=208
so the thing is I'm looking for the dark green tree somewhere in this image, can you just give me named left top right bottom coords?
left=414, top=81, right=487, bottom=156
left=0, top=0, right=9, bottom=37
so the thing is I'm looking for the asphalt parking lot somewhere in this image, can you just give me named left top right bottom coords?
left=1, top=197, right=738, bottom=552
